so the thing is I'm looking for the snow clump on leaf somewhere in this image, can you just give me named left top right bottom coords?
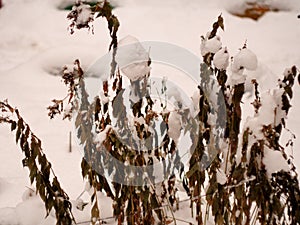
left=232, top=46, right=258, bottom=72
left=117, top=35, right=151, bottom=81
left=213, top=47, right=229, bottom=70
left=200, top=33, right=222, bottom=56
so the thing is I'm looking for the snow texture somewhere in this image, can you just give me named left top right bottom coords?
left=0, top=208, right=19, bottom=225
left=0, top=0, right=300, bottom=224
left=216, top=169, right=227, bottom=185
left=263, top=146, right=290, bottom=178
left=213, top=47, right=229, bottom=70
left=75, top=4, right=93, bottom=27
left=228, top=47, right=258, bottom=86
left=168, top=111, right=182, bottom=145
left=232, top=47, right=258, bottom=72
left=117, top=36, right=151, bottom=81
left=200, top=34, right=222, bottom=56
left=95, top=125, right=112, bottom=145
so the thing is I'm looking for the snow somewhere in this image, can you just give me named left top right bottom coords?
left=168, top=111, right=182, bottom=145
left=232, top=47, right=258, bottom=72
left=200, top=34, right=222, bottom=56
left=0, top=0, right=300, bottom=224
left=191, top=90, right=201, bottom=116
left=99, top=92, right=109, bottom=104
left=244, top=88, right=286, bottom=138
left=95, top=125, right=112, bottom=145
left=75, top=4, right=93, bottom=27
left=227, top=46, right=258, bottom=86
left=228, top=69, right=247, bottom=86
left=259, top=89, right=286, bottom=126
left=263, top=146, right=290, bottom=178
left=117, top=35, right=150, bottom=81
left=0, top=208, right=19, bottom=225
left=15, top=197, right=46, bottom=225
left=0, top=190, right=46, bottom=225
left=213, top=47, right=229, bottom=70
left=216, top=168, right=227, bottom=185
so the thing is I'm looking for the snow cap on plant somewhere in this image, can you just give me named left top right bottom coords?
left=67, top=1, right=94, bottom=34
left=116, top=35, right=151, bottom=81
left=213, top=47, right=229, bottom=70
left=232, top=44, right=258, bottom=72
left=167, top=111, right=182, bottom=145
left=229, top=43, right=258, bottom=85
left=200, top=33, right=222, bottom=57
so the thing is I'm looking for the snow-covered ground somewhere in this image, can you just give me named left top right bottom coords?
left=0, top=0, right=300, bottom=224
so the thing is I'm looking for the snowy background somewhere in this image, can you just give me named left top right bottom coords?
left=0, top=0, right=300, bottom=224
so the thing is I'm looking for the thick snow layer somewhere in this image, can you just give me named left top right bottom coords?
left=263, top=146, right=290, bottom=178
left=216, top=168, right=227, bottom=185
left=228, top=69, right=247, bottom=86
left=74, top=4, right=93, bottom=27
left=0, top=0, right=300, bottom=224
left=244, top=88, right=286, bottom=140
left=117, top=36, right=150, bottom=81
left=232, top=47, right=258, bottom=72
left=0, top=190, right=45, bottom=225
left=213, top=47, right=229, bottom=70
left=200, top=34, right=222, bottom=56
left=0, top=207, right=19, bottom=225
left=227, top=46, right=258, bottom=85
left=168, top=111, right=182, bottom=145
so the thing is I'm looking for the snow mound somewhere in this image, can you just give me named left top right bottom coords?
left=117, top=35, right=151, bottom=81
left=213, top=47, right=229, bottom=70
left=0, top=207, right=19, bottom=225
left=200, top=34, right=222, bottom=56
left=232, top=47, right=258, bottom=72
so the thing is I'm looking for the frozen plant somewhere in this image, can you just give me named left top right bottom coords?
left=1, top=3, right=300, bottom=225
left=187, top=14, right=300, bottom=225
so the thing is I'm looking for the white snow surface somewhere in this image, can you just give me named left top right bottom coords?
left=117, top=35, right=150, bottom=81
left=168, top=111, right=182, bottom=145
left=213, top=47, right=229, bottom=70
left=263, top=146, right=290, bottom=179
left=232, top=47, right=258, bottom=72
left=75, top=4, right=93, bottom=26
left=200, top=34, right=222, bottom=56
left=0, top=0, right=300, bottom=224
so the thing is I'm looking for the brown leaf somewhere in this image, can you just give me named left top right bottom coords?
left=11, top=121, right=17, bottom=131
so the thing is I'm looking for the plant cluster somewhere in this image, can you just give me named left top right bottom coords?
left=192, top=15, right=300, bottom=225
left=1, top=1, right=300, bottom=225
left=0, top=101, right=75, bottom=225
